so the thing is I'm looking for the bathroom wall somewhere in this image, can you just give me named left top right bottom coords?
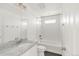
left=26, top=16, right=41, bottom=41
left=0, top=4, right=39, bottom=44
left=62, top=3, right=79, bottom=56
left=0, top=9, right=22, bottom=43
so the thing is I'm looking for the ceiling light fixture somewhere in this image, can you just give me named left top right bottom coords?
left=16, top=3, right=26, bottom=10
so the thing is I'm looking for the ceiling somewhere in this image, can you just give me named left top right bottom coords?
left=0, top=3, right=62, bottom=17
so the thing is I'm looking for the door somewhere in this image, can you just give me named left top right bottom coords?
left=40, top=14, right=63, bottom=53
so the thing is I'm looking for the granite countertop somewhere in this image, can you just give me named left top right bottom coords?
left=0, top=39, right=37, bottom=56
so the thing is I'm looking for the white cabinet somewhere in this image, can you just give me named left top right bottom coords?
left=21, top=45, right=38, bottom=56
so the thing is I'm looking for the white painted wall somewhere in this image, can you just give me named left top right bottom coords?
left=0, top=9, right=21, bottom=43
left=0, top=4, right=39, bottom=44
left=27, top=17, right=41, bottom=41
left=62, top=3, right=79, bottom=56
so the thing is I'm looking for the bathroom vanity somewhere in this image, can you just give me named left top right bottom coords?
left=0, top=39, right=38, bottom=56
